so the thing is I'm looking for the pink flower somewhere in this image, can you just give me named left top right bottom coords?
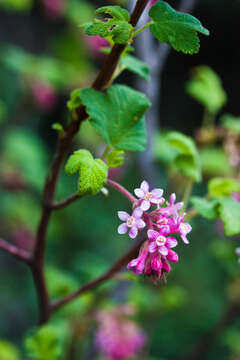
left=118, top=208, right=145, bottom=239
left=158, top=193, right=183, bottom=217
left=42, top=0, right=65, bottom=18
left=31, top=80, right=57, bottom=111
left=148, top=229, right=178, bottom=256
left=134, top=180, right=164, bottom=211
left=95, top=306, right=146, bottom=360
left=127, top=239, right=177, bottom=280
left=86, top=35, right=109, bottom=57
left=232, top=192, right=240, bottom=203
left=117, top=180, right=192, bottom=280
left=179, top=221, right=192, bottom=244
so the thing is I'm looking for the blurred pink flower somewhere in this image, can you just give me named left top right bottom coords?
left=42, top=0, right=65, bottom=18
left=86, top=35, right=109, bottom=57
left=12, top=228, right=34, bottom=251
left=95, top=306, right=146, bottom=360
left=31, top=80, right=57, bottom=111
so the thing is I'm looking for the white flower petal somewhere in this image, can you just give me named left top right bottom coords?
left=166, top=237, right=178, bottom=248
left=140, top=200, right=151, bottom=211
left=159, top=245, right=168, bottom=256
left=118, top=211, right=130, bottom=221
left=129, top=226, right=138, bottom=239
left=147, top=229, right=158, bottom=241
left=151, top=188, right=163, bottom=198
left=136, top=219, right=146, bottom=229
left=134, top=188, right=145, bottom=198
left=149, top=242, right=157, bottom=253
left=140, top=180, right=149, bottom=193
left=133, top=207, right=143, bottom=218
left=118, top=223, right=128, bottom=234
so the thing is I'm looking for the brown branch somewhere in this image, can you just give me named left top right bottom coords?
left=50, top=193, right=80, bottom=210
left=0, top=238, right=31, bottom=263
left=30, top=0, right=151, bottom=325
left=51, top=236, right=145, bottom=313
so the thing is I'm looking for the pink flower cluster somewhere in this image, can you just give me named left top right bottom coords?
left=118, top=181, right=192, bottom=280
left=95, top=305, right=146, bottom=360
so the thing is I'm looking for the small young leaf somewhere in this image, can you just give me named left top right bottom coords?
left=218, top=198, right=240, bottom=236
left=121, top=54, right=150, bottom=81
left=65, top=149, right=108, bottom=195
left=106, top=150, right=125, bottom=168
left=67, top=89, right=82, bottom=111
left=83, top=6, right=133, bottom=44
left=25, top=325, right=62, bottom=360
left=221, top=114, right=240, bottom=135
left=186, top=66, right=227, bottom=114
left=149, top=1, right=209, bottom=54
left=81, top=85, right=151, bottom=152
left=191, top=197, right=219, bottom=220
left=167, top=131, right=201, bottom=182
left=208, top=177, right=240, bottom=198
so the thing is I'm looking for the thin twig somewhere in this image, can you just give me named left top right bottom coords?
left=107, top=179, right=137, bottom=204
left=50, top=193, right=80, bottom=210
left=0, top=238, right=31, bottom=263
left=51, top=236, right=145, bottom=313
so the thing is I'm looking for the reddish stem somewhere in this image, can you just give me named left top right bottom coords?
left=0, top=238, right=31, bottom=263
left=107, top=179, right=137, bottom=204
left=51, top=236, right=145, bottom=313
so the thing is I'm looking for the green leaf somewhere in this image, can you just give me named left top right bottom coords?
left=153, top=131, right=179, bottom=164
left=120, top=54, right=150, bottom=81
left=191, top=197, right=219, bottom=220
left=52, top=123, right=63, bottom=132
left=149, top=1, right=209, bottom=54
left=0, top=0, right=33, bottom=12
left=221, top=113, right=240, bottom=134
left=200, top=147, right=231, bottom=177
left=208, top=177, right=240, bottom=198
left=81, top=85, right=151, bottom=151
left=106, top=150, right=125, bottom=168
left=65, top=149, right=108, bottom=195
left=67, top=88, right=82, bottom=111
left=186, top=66, right=227, bottom=114
left=167, top=131, right=201, bottom=181
left=25, top=325, right=62, bottom=360
left=218, top=198, right=240, bottom=236
left=46, top=267, right=78, bottom=299
left=83, top=6, right=133, bottom=44
left=0, top=340, right=20, bottom=360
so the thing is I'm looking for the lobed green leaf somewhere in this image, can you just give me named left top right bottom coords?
left=81, top=85, right=151, bottom=152
left=120, top=54, right=150, bottom=81
left=186, top=66, right=227, bottom=114
left=83, top=6, right=133, bottom=44
left=65, top=149, right=108, bottom=195
left=191, top=197, right=219, bottom=220
left=208, top=177, right=240, bottom=198
left=167, top=131, right=202, bottom=181
left=218, top=198, right=240, bottom=237
left=149, top=1, right=209, bottom=54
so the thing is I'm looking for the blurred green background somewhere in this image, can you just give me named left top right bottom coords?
left=0, top=0, right=240, bottom=359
